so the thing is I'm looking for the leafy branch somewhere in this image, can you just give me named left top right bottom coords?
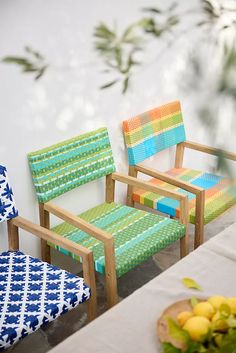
left=94, top=3, right=180, bottom=93
left=1, top=46, right=48, bottom=80
left=94, top=22, right=143, bottom=93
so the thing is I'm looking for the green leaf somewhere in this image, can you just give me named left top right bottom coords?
left=35, top=65, right=47, bottom=80
left=217, top=328, right=236, bottom=352
left=122, top=24, right=137, bottom=41
left=185, top=340, right=203, bottom=353
left=167, top=317, right=190, bottom=345
left=94, top=23, right=115, bottom=40
left=122, top=76, right=129, bottom=94
left=191, top=296, right=199, bottom=308
left=100, top=79, right=119, bottom=89
left=142, top=7, right=162, bottom=14
left=162, top=342, right=181, bottom=353
left=2, top=56, right=30, bottom=65
left=114, top=46, right=122, bottom=69
left=167, top=15, right=179, bottom=27
left=182, top=278, right=203, bottom=291
left=25, top=46, right=44, bottom=60
left=22, top=66, right=38, bottom=73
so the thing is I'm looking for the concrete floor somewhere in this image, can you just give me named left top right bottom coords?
left=8, top=207, right=235, bottom=353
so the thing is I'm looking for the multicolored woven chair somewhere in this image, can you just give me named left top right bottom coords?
left=28, top=127, right=189, bottom=308
left=123, top=101, right=236, bottom=248
left=0, top=165, right=96, bottom=351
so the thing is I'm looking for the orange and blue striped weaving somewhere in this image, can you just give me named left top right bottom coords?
left=133, top=168, right=236, bottom=224
left=123, top=101, right=186, bottom=165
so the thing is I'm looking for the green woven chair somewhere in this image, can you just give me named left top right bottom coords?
left=123, top=101, right=236, bottom=249
left=28, top=127, right=189, bottom=307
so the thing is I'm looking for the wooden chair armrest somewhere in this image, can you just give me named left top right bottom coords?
left=11, top=216, right=92, bottom=259
left=44, top=202, right=113, bottom=243
left=136, top=163, right=204, bottom=194
left=112, top=172, right=189, bottom=226
left=183, top=141, right=236, bottom=161
left=111, top=172, right=186, bottom=201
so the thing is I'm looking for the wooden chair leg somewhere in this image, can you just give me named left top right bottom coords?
left=82, top=252, right=97, bottom=321
left=180, top=234, right=189, bottom=258
left=7, top=219, right=19, bottom=251
left=104, top=239, right=118, bottom=308
left=194, top=191, right=205, bottom=249
left=179, top=196, right=189, bottom=258
left=127, top=166, right=137, bottom=207
left=39, top=203, right=51, bottom=263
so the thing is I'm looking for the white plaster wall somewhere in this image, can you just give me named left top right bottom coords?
left=0, top=0, right=235, bottom=270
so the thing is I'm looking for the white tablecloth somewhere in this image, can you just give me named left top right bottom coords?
left=49, top=223, right=236, bottom=353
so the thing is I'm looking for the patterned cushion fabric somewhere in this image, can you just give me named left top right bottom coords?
left=0, top=251, right=90, bottom=351
left=50, top=202, right=186, bottom=278
left=0, top=166, right=18, bottom=223
left=123, top=101, right=186, bottom=165
left=28, top=128, right=116, bottom=203
left=132, top=168, right=236, bottom=225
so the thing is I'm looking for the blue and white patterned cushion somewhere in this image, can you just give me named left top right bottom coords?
left=0, top=166, right=18, bottom=223
left=0, top=251, right=90, bottom=351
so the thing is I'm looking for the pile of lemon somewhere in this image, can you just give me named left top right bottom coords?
left=177, top=295, right=236, bottom=344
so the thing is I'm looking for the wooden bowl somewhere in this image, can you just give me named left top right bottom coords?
left=157, top=299, right=203, bottom=350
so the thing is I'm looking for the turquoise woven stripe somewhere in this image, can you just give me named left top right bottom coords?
left=51, top=202, right=186, bottom=277
left=127, top=124, right=186, bottom=165
left=30, top=137, right=111, bottom=173
left=28, top=128, right=116, bottom=202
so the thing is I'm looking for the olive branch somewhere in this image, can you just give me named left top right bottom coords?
left=1, top=46, right=48, bottom=80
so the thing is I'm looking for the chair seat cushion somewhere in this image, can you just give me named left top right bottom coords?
left=51, top=202, right=186, bottom=278
left=132, top=168, right=236, bottom=224
left=0, top=251, right=90, bottom=351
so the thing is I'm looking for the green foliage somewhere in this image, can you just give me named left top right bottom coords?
left=202, top=0, right=221, bottom=19
left=94, top=21, right=143, bottom=93
left=162, top=342, right=181, bottom=353
left=163, top=328, right=236, bottom=352
left=1, top=46, right=48, bottom=80
left=163, top=306, right=236, bottom=353
left=219, top=46, right=236, bottom=98
left=94, top=3, right=180, bottom=93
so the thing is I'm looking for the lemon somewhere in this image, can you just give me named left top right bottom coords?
left=211, top=311, right=228, bottom=332
left=193, top=302, right=214, bottom=319
left=208, top=296, right=226, bottom=310
left=177, top=311, right=193, bottom=327
left=183, top=316, right=210, bottom=341
left=226, top=298, right=236, bottom=314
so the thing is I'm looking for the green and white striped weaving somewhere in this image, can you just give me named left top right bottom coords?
left=28, top=128, right=116, bottom=202
left=51, top=202, right=186, bottom=277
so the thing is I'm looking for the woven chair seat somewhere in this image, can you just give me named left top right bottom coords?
left=132, top=168, right=236, bottom=225
left=0, top=251, right=90, bottom=351
left=51, top=202, right=186, bottom=278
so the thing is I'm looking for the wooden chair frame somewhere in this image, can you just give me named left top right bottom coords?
left=7, top=216, right=97, bottom=321
left=127, top=141, right=236, bottom=249
left=38, top=172, right=189, bottom=309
